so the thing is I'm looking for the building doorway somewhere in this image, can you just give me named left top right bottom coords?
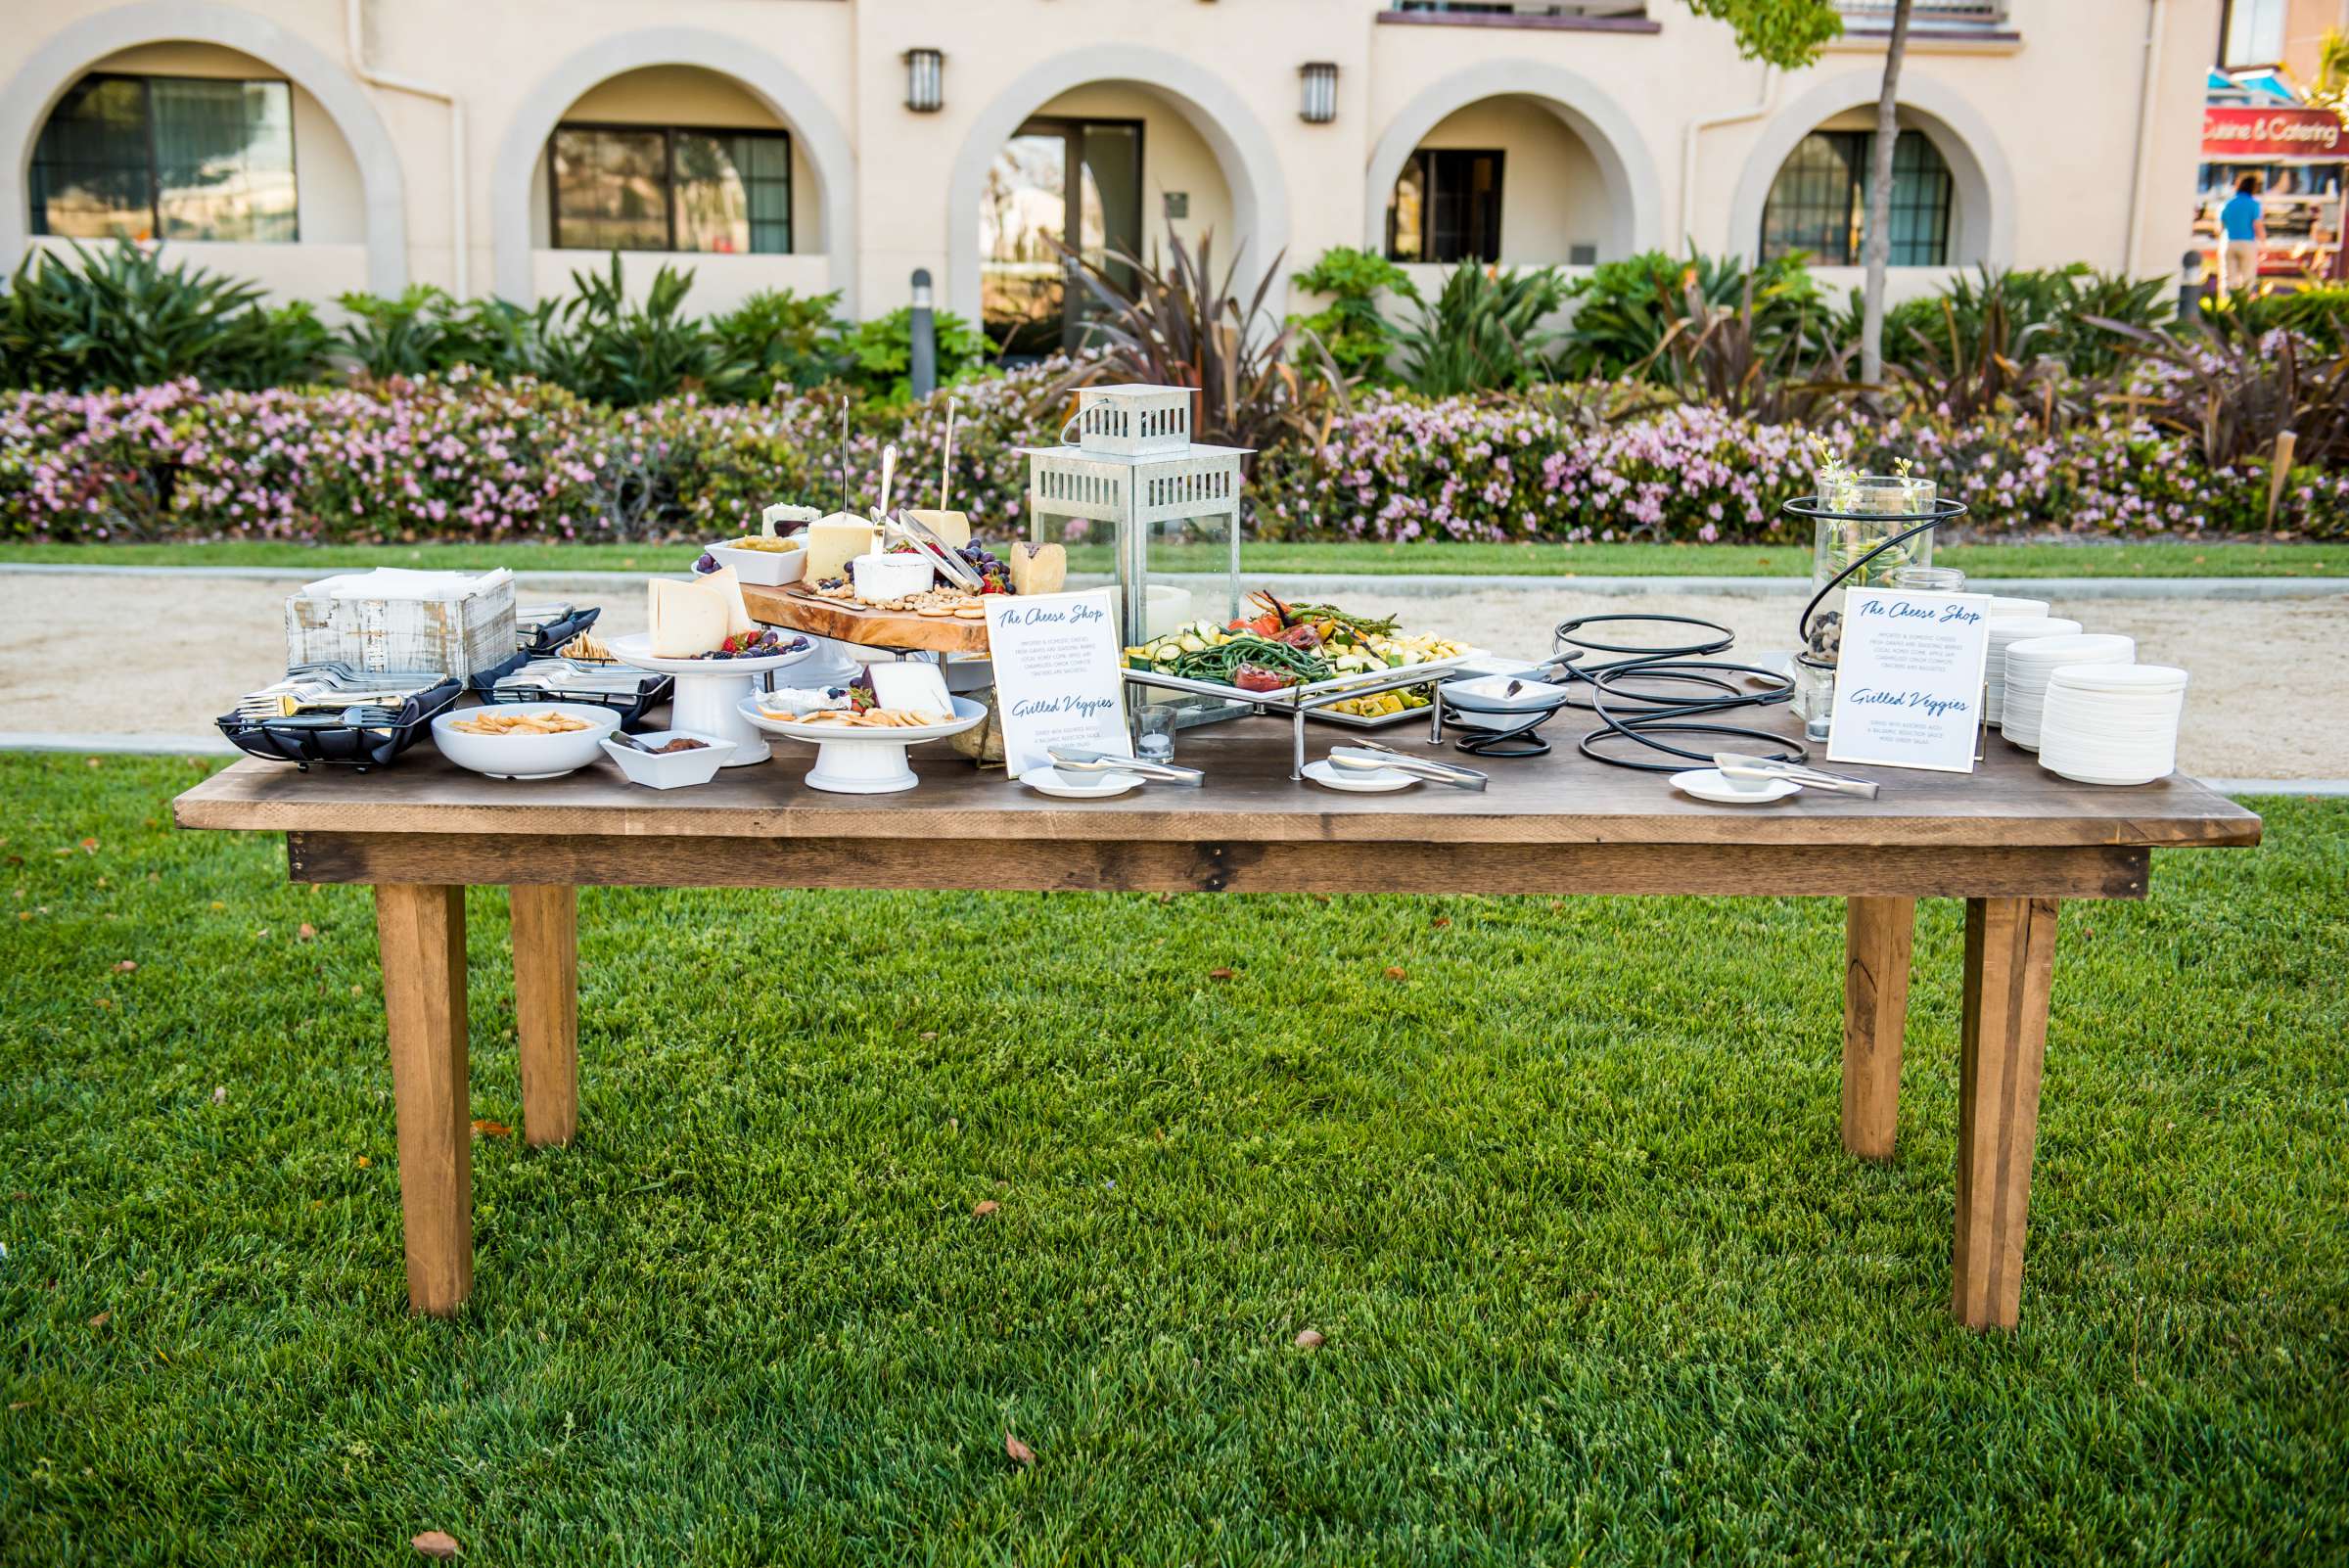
left=980, top=115, right=1141, bottom=356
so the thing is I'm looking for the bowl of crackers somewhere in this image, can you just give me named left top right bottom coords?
left=432, top=702, right=622, bottom=780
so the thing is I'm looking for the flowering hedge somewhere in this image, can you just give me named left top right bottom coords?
left=1254, top=392, right=2349, bottom=542
left=6, top=367, right=2340, bottom=543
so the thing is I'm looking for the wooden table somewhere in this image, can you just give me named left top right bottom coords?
left=173, top=720, right=2260, bottom=1330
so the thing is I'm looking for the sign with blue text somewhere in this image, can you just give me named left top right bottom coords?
left=1825, top=587, right=1993, bottom=773
left=984, top=586, right=1130, bottom=776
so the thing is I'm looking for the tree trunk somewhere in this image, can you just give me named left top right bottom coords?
left=1860, top=0, right=1917, bottom=389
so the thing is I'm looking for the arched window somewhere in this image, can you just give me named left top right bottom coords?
left=30, top=71, right=298, bottom=243
left=1760, top=127, right=1951, bottom=266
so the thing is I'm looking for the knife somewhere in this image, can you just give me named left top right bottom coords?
left=1713, top=751, right=1880, bottom=798
left=1329, top=745, right=1488, bottom=790
left=1047, top=746, right=1204, bottom=785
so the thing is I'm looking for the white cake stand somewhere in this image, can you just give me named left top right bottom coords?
left=738, top=693, right=987, bottom=794
left=607, top=631, right=813, bottom=766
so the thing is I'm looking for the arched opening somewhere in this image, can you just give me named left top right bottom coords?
left=1380, top=94, right=1616, bottom=278
left=1362, top=61, right=1662, bottom=272
left=946, top=46, right=1289, bottom=350
left=1, top=0, right=406, bottom=293
left=978, top=84, right=1237, bottom=356
left=524, top=65, right=825, bottom=313
left=1727, top=71, right=2012, bottom=288
left=493, top=28, right=855, bottom=311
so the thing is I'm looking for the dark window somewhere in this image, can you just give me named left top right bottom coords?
left=548, top=123, right=792, bottom=254
left=979, top=116, right=1144, bottom=358
left=30, top=72, right=298, bottom=243
left=1388, top=149, right=1504, bottom=264
left=1760, top=128, right=1952, bottom=266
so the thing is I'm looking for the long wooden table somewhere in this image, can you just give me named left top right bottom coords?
left=173, top=720, right=2261, bottom=1330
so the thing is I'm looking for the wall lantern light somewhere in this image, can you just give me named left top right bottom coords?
left=904, top=48, right=944, bottom=114
left=1299, top=62, right=1338, bottom=124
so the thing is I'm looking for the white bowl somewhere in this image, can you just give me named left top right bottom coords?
left=850, top=552, right=935, bottom=601
left=432, top=702, right=622, bottom=780
left=601, top=728, right=735, bottom=789
left=706, top=537, right=806, bottom=586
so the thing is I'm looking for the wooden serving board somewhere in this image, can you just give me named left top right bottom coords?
left=741, top=582, right=991, bottom=655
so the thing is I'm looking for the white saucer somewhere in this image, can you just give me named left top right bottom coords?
left=1018, top=765, right=1144, bottom=799
left=1303, top=759, right=1419, bottom=793
left=1670, top=767, right=1801, bottom=805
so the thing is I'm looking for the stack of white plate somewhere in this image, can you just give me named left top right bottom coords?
left=2001, top=632, right=2136, bottom=750
left=1985, top=615, right=2080, bottom=723
left=2037, top=665, right=2189, bottom=786
left=1984, top=595, right=2053, bottom=620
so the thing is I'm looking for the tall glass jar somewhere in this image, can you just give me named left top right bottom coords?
left=1795, top=473, right=1938, bottom=736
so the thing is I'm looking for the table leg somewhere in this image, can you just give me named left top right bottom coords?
left=1841, top=896, right=1915, bottom=1160
left=374, top=883, right=472, bottom=1317
left=1951, top=896, right=2059, bottom=1331
left=510, top=884, right=578, bottom=1148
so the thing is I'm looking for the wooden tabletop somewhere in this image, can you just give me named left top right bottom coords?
left=177, top=715, right=2261, bottom=852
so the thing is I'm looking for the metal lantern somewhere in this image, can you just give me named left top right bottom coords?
left=1022, top=385, right=1249, bottom=653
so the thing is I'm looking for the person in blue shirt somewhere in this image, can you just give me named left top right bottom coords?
left=2220, top=174, right=2266, bottom=294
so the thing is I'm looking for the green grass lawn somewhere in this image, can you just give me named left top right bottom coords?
left=3, top=755, right=2343, bottom=1564
left=4, top=537, right=2345, bottom=578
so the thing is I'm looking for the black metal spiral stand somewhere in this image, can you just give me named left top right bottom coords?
left=1430, top=493, right=1968, bottom=772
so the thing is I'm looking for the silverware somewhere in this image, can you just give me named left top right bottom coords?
left=1713, top=751, right=1880, bottom=799
left=262, top=704, right=400, bottom=730
left=1047, top=746, right=1204, bottom=786
left=1329, top=744, right=1488, bottom=790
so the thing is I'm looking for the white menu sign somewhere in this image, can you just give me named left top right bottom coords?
left=1825, top=587, right=1993, bottom=773
left=984, top=586, right=1130, bottom=776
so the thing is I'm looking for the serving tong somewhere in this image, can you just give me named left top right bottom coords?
left=1328, top=741, right=1489, bottom=791
left=1047, top=746, right=1204, bottom=786
left=490, top=657, right=664, bottom=699
left=1712, top=752, right=1881, bottom=799
left=888, top=512, right=985, bottom=592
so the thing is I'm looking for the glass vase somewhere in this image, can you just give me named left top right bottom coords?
left=1805, top=473, right=1935, bottom=677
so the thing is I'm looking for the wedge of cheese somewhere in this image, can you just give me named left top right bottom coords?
left=1008, top=541, right=1067, bottom=596
left=805, top=513, right=878, bottom=583
left=649, top=577, right=728, bottom=658
left=868, top=661, right=953, bottom=718
left=899, top=508, right=972, bottom=550
left=760, top=502, right=820, bottom=538
left=647, top=568, right=757, bottom=657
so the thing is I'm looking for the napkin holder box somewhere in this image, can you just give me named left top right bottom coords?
left=286, top=570, right=519, bottom=681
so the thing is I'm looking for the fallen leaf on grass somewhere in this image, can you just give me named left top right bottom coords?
left=1207, top=967, right=1235, bottom=981
left=210, top=1086, right=227, bottom=1105
left=1432, top=916, right=1451, bottom=928
left=79, top=839, right=98, bottom=853
left=1383, top=966, right=1406, bottom=982
left=411, top=1531, right=461, bottom=1560
left=114, top=960, right=137, bottom=973
left=87, top=1312, right=111, bottom=1329
left=471, top=1120, right=511, bottom=1139
left=1004, top=1432, right=1036, bottom=1466
left=1294, top=1328, right=1325, bottom=1350
left=355, top=1156, right=371, bottom=1169
left=972, top=1200, right=999, bottom=1219
left=297, top=923, right=317, bottom=942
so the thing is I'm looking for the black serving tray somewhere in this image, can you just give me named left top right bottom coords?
left=480, top=671, right=673, bottom=732
left=517, top=604, right=601, bottom=658
left=215, top=678, right=462, bottom=771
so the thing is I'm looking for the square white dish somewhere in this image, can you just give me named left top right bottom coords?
left=705, top=537, right=807, bottom=586
left=601, top=728, right=735, bottom=788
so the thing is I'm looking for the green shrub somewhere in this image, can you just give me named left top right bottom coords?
left=1851, top=264, right=2169, bottom=379
left=839, top=306, right=992, bottom=404
left=0, top=241, right=331, bottom=392
left=1289, top=246, right=1412, bottom=383
left=1554, top=250, right=1825, bottom=381
left=707, top=288, right=848, bottom=400
left=1391, top=264, right=1569, bottom=397
left=2201, top=284, right=2349, bottom=351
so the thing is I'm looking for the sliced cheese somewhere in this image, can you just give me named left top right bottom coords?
left=1009, top=541, right=1067, bottom=597
left=805, top=513, right=878, bottom=582
left=900, top=508, right=972, bottom=549
left=648, top=577, right=728, bottom=658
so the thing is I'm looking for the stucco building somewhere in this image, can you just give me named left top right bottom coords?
left=2, top=0, right=2224, bottom=339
